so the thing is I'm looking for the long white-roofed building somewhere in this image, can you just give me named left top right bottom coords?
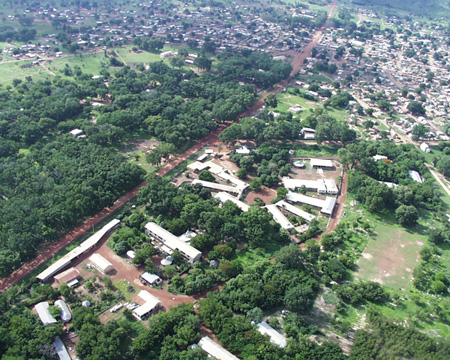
left=282, top=177, right=338, bottom=195
left=275, top=200, right=315, bottom=222
left=35, top=302, right=57, bottom=325
left=265, top=205, right=294, bottom=231
left=198, top=336, right=239, bottom=360
left=286, top=192, right=337, bottom=216
left=54, top=300, right=71, bottom=322
left=37, top=219, right=120, bottom=282
left=256, top=321, right=287, bottom=348
left=310, top=158, right=334, bottom=169
left=214, top=192, right=250, bottom=212
left=144, top=222, right=201, bottom=263
left=192, top=179, right=240, bottom=196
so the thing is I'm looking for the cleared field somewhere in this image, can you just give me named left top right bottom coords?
left=48, top=52, right=108, bottom=76
left=0, top=61, right=50, bottom=83
left=356, top=223, right=425, bottom=290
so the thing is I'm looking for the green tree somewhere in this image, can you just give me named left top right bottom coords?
left=250, top=178, right=262, bottom=191
left=395, top=205, right=419, bottom=227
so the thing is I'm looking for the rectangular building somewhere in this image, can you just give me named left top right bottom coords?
left=265, top=205, right=294, bottom=231
left=35, top=302, right=57, bottom=325
left=144, top=222, right=202, bottom=263
left=282, top=177, right=338, bottom=195
left=54, top=336, right=71, bottom=360
left=140, top=272, right=162, bottom=286
left=310, top=158, right=333, bottom=169
left=133, top=290, right=161, bottom=320
left=89, top=254, right=114, bottom=274
left=192, top=179, right=240, bottom=196
left=286, top=192, right=336, bottom=217
left=276, top=200, right=315, bottom=223
left=214, top=192, right=249, bottom=212
left=256, top=321, right=287, bottom=348
left=54, top=267, right=80, bottom=285
left=198, top=336, right=239, bottom=360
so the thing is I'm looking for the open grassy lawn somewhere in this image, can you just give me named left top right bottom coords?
left=356, top=222, right=425, bottom=290
left=290, top=143, right=340, bottom=157
left=49, top=52, right=108, bottom=76
left=116, top=46, right=163, bottom=64
left=0, top=60, right=50, bottom=84
left=127, top=150, right=157, bottom=174
left=114, top=279, right=139, bottom=301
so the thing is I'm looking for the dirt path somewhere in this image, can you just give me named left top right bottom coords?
left=115, top=49, right=128, bottom=66
left=324, top=170, right=348, bottom=235
left=426, top=163, right=450, bottom=197
left=39, top=60, right=56, bottom=76
left=0, top=0, right=337, bottom=292
left=0, top=180, right=148, bottom=292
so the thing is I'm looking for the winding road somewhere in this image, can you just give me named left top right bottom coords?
left=0, top=0, right=338, bottom=292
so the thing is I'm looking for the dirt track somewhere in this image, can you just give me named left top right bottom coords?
left=0, top=0, right=337, bottom=292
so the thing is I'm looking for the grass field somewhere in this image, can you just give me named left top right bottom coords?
left=356, top=223, right=425, bottom=290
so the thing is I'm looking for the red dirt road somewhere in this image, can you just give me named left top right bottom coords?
left=0, top=0, right=337, bottom=292
left=0, top=180, right=148, bottom=292
left=324, top=171, right=348, bottom=235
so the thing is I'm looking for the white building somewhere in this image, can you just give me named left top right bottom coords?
left=54, top=300, right=71, bottom=322
left=37, top=219, right=120, bottom=282
left=310, top=158, right=333, bottom=169
left=89, top=253, right=114, bottom=274
left=133, top=290, right=161, bottom=320
left=409, top=170, right=424, bottom=183
left=35, top=302, right=57, bottom=325
left=214, top=192, right=250, bottom=212
left=256, top=321, right=287, bottom=348
left=420, top=142, right=431, bottom=153
left=54, top=336, right=71, bottom=360
left=372, top=155, right=388, bottom=162
left=276, top=200, right=315, bottom=222
left=198, top=336, right=239, bottom=360
left=192, top=179, right=240, bottom=196
left=160, top=50, right=173, bottom=58
left=282, top=177, right=338, bottom=195
left=144, top=222, right=202, bottom=263
left=265, top=205, right=294, bottom=231
left=140, top=272, right=162, bottom=286
left=286, top=192, right=336, bottom=216
left=69, top=128, right=83, bottom=137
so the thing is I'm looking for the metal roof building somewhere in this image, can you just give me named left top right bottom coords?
left=214, top=192, right=250, bottom=212
left=35, top=302, right=57, bottom=325
left=133, top=290, right=161, bottom=321
left=54, top=300, right=71, bottom=322
left=140, top=272, right=162, bottom=286
left=409, top=170, right=424, bottom=183
left=192, top=179, right=240, bottom=195
left=310, top=158, right=333, bottom=169
left=89, top=253, right=114, bottom=274
left=256, top=321, right=287, bottom=348
left=286, top=192, right=336, bottom=216
left=37, top=219, right=120, bottom=282
left=282, top=177, right=338, bottom=195
left=54, top=336, right=71, bottom=360
left=198, top=336, right=239, bottom=360
left=265, top=205, right=294, bottom=231
left=144, top=222, right=202, bottom=263
left=276, top=200, right=315, bottom=223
